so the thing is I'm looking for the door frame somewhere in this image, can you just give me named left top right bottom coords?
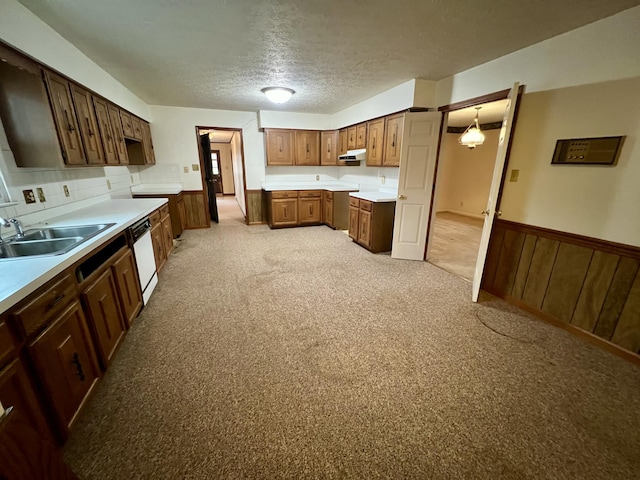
left=194, top=126, right=249, bottom=223
left=424, top=86, right=525, bottom=280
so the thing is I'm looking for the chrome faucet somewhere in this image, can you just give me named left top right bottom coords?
left=0, top=217, right=25, bottom=242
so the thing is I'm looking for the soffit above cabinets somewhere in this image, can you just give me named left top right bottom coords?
left=447, top=100, right=509, bottom=128
left=16, top=0, right=640, bottom=114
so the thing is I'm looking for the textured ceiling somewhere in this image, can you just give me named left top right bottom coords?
left=17, top=0, right=640, bottom=114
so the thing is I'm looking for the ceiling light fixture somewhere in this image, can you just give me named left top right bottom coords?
left=458, top=106, right=485, bottom=149
left=261, top=86, right=295, bottom=104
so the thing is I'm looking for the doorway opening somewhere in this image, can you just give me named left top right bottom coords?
left=195, top=127, right=248, bottom=224
left=427, top=99, right=509, bottom=282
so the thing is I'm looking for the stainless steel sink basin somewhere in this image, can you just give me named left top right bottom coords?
left=0, top=223, right=115, bottom=259
left=17, top=224, right=114, bottom=241
left=0, top=237, right=83, bottom=258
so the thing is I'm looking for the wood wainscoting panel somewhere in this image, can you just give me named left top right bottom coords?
left=483, top=219, right=640, bottom=359
left=521, top=237, right=559, bottom=309
left=247, top=190, right=266, bottom=225
left=182, top=191, right=209, bottom=229
left=541, top=243, right=593, bottom=322
left=572, top=251, right=619, bottom=332
left=594, top=257, right=639, bottom=340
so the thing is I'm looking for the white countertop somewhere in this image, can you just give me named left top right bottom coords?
left=131, top=183, right=183, bottom=195
left=261, top=181, right=359, bottom=192
left=0, top=198, right=167, bottom=314
left=349, top=191, right=398, bottom=202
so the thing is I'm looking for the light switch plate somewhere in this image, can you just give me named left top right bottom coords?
left=192, top=164, right=200, bottom=171
left=36, top=187, right=46, bottom=202
left=184, top=166, right=189, bottom=173
left=22, top=189, right=36, bottom=204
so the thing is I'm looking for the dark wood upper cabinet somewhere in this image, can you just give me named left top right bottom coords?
left=120, top=110, right=134, bottom=138
left=265, top=129, right=295, bottom=166
left=107, top=103, right=129, bottom=164
left=69, top=83, right=104, bottom=165
left=366, top=118, right=385, bottom=166
left=92, top=97, right=118, bottom=165
left=294, top=130, right=320, bottom=165
left=130, top=116, right=143, bottom=141
left=320, top=130, right=338, bottom=165
left=347, top=125, right=357, bottom=150
left=141, top=121, right=156, bottom=164
left=338, top=128, right=348, bottom=156
left=382, top=113, right=404, bottom=167
left=42, top=71, right=86, bottom=166
left=356, top=122, right=367, bottom=149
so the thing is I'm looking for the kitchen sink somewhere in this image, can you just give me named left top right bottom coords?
left=0, top=237, right=83, bottom=258
left=0, top=223, right=115, bottom=259
left=17, top=224, right=114, bottom=241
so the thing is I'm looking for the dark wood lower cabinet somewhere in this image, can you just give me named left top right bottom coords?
left=28, top=301, right=100, bottom=439
left=111, top=249, right=143, bottom=328
left=349, top=198, right=395, bottom=253
left=81, top=269, right=127, bottom=369
left=0, top=355, right=54, bottom=443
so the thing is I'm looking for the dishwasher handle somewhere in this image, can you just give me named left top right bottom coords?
left=130, top=217, right=152, bottom=242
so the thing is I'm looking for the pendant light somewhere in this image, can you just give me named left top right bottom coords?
left=458, top=107, right=485, bottom=149
left=261, top=87, right=295, bottom=104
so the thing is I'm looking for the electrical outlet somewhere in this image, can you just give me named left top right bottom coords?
left=36, top=187, right=46, bottom=203
left=184, top=166, right=189, bottom=173
left=510, top=169, right=520, bottom=182
left=63, top=185, right=70, bottom=197
left=106, top=179, right=112, bottom=190
left=316, top=175, right=320, bottom=181
left=22, top=189, right=36, bottom=204
left=192, top=164, right=200, bottom=171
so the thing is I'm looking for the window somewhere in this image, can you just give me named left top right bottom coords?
left=211, top=153, right=219, bottom=175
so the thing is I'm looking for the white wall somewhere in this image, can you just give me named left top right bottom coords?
left=210, top=143, right=235, bottom=195
left=230, top=132, right=246, bottom=215
left=147, top=106, right=264, bottom=190
left=435, top=131, right=499, bottom=217
left=500, top=77, right=640, bottom=246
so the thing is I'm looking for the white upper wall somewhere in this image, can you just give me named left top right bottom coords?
left=0, top=0, right=149, bottom=118
left=435, top=5, right=640, bottom=105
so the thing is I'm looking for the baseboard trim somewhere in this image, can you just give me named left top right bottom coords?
left=437, top=209, right=484, bottom=220
left=483, top=287, right=640, bottom=367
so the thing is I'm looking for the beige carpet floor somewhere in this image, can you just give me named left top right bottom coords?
left=63, top=198, right=640, bottom=479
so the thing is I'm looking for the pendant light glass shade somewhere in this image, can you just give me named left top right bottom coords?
left=261, top=87, right=295, bottom=104
left=458, top=107, right=485, bottom=149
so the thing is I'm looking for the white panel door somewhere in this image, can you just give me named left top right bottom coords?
left=391, top=112, right=442, bottom=260
left=472, top=82, right=521, bottom=302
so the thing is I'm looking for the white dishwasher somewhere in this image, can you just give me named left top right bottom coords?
left=130, top=217, right=158, bottom=305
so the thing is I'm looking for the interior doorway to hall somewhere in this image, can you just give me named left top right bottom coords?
left=427, top=99, right=509, bottom=282
left=195, top=126, right=248, bottom=224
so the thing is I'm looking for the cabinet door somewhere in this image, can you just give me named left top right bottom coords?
left=265, top=129, right=294, bottom=166
left=383, top=113, right=404, bottom=167
left=120, top=110, right=134, bottom=138
left=366, top=119, right=384, bottom=166
left=141, top=121, right=156, bottom=164
left=107, top=103, right=128, bottom=164
left=338, top=129, right=348, bottom=156
left=81, top=269, right=126, bottom=369
left=43, top=71, right=86, bottom=166
left=177, top=198, right=187, bottom=233
left=320, top=130, right=338, bottom=165
left=28, top=301, right=100, bottom=437
left=358, top=209, right=372, bottom=248
left=69, top=83, right=104, bottom=164
left=151, top=223, right=166, bottom=271
left=162, top=216, right=173, bottom=257
left=112, top=249, right=142, bottom=328
left=0, top=356, right=54, bottom=443
left=324, top=196, right=334, bottom=227
left=271, top=198, right=298, bottom=227
left=347, top=126, right=357, bottom=149
left=349, top=206, right=359, bottom=240
left=92, top=97, right=118, bottom=165
left=131, top=116, right=143, bottom=141
left=299, top=198, right=321, bottom=225
left=356, top=123, right=367, bottom=149
left=295, top=130, right=320, bottom=165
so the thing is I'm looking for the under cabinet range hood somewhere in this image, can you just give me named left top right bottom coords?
left=338, top=148, right=366, bottom=165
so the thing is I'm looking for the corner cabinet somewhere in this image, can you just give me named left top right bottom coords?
left=349, top=197, right=396, bottom=253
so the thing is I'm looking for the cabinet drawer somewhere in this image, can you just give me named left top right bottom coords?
left=0, top=320, right=16, bottom=366
left=323, top=191, right=334, bottom=200
left=160, top=203, right=170, bottom=218
left=349, top=197, right=360, bottom=207
left=298, top=190, right=321, bottom=198
left=360, top=200, right=373, bottom=212
left=11, top=274, right=76, bottom=339
left=271, top=190, right=298, bottom=199
left=149, top=209, right=161, bottom=227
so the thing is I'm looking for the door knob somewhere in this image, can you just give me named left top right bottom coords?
left=495, top=210, right=502, bottom=217
left=398, top=195, right=407, bottom=200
